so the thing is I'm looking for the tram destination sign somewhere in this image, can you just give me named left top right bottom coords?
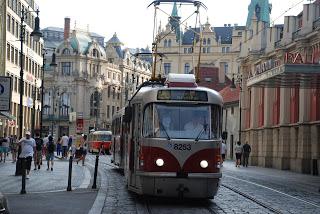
left=0, top=76, right=12, bottom=111
left=157, top=90, right=208, bottom=101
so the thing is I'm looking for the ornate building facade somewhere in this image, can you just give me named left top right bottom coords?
left=155, top=3, right=245, bottom=78
left=239, top=0, right=320, bottom=175
left=0, top=0, right=43, bottom=137
left=42, top=18, right=151, bottom=137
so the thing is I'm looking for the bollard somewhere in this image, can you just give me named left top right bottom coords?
left=67, top=156, right=73, bottom=191
left=20, top=158, right=26, bottom=194
left=92, top=155, right=99, bottom=189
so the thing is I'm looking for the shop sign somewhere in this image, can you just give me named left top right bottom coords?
left=249, top=58, right=281, bottom=78
left=76, top=118, right=84, bottom=133
left=247, top=65, right=285, bottom=86
left=0, top=76, right=12, bottom=111
left=285, top=49, right=320, bottom=64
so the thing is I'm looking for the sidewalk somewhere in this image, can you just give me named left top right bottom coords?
left=221, top=160, right=320, bottom=193
left=0, top=154, right=90, bottom=194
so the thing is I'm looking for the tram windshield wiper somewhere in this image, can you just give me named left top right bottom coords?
left=159, top=122, right=171, bottom=140
left=195, top=124, right=207, bottom=142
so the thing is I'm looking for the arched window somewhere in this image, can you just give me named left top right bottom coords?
left=90, top=91, right=100, bottom=117
left=62, top=48, right=70, bottom=55
left=207, top=38, right=211, bottom=45
left=164, top=39, right=168, bottom=47
left=92, top=49, right=99, bottom=58
left=184, top=63, right=190, bottom=74
left=168, top=39, right=172, bottom=47
left=203, top=38, right=206, bottom=45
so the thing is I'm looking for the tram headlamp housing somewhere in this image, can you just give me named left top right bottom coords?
left=155, top=158, right=164, bottom=167
left=200, top=160, right=209, bottom=169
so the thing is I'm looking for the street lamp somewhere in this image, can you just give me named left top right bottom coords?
left=230, top=73, right=243, bottom=143
left=17, top=7, right=42, bottom=195
left=18, top=8, right=42, bottom=140
left=40, top=48, right=57, bottom=138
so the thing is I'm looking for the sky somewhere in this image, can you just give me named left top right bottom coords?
left=38, top=0, right=311, bottom=48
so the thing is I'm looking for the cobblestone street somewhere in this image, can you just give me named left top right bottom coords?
left=94, top=156, right=320, bottom=214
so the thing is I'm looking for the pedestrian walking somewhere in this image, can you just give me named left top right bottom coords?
left=10, top=135, right=18, bottom=163
left=221, top=141, right=227, bottom=166
left=19, top=131, right=36, bottom=179
left=46, top=136, right=55, bottom=171
left=242, top=142, right=251, bottom=167
left=234, top=141, right=243, bottom=167
left=0, top=134, right=10, bottom=163
left=0, top=136, right=4, bottom=162
left=60, top=134, right=69, bottom=158
left=34, top=133, right=44, bottom=170
left=77, top=135, right=88, bottom=166
left=56, top=137, right=62, bottom=157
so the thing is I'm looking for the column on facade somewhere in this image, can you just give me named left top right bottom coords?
left=297, top=89, right=312, bottom=173
left=276, top=88, right=291, bottom=169
left=248, top=87, right=259, bottom=165
left=259, top=87, right=273, bottom=167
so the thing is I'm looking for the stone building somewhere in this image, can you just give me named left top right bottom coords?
left=42, top=18, right=151, bottom=137
left=0, top=0, right=43, bottom=137
left=155, top=2, right=245, bottom=78
left=239, top=0, right=320, bottom=175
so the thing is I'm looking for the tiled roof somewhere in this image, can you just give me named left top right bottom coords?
left=197, top=67, right=233, bottom=92
left=219, top=85, right=240, bottom=104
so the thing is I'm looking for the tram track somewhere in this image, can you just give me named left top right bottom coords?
left=221, top=184, right=282, bottom=214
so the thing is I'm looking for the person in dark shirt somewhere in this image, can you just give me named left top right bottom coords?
left=242, top=142, right=251, bottom=167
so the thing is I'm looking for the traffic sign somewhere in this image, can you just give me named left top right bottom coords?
left=0, top=76, right=12, bottom=111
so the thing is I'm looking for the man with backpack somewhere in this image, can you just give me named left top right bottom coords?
left=46, top=136, right=55, bottom=171
left=34, top=133, right=44, bottom=170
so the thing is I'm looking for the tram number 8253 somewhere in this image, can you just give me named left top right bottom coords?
left=173, top=143, right=192, bottom=151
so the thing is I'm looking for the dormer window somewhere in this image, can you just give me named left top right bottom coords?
left=62, top=48, right=70, bottom=55
left=93, top=49, right=99, bottom=58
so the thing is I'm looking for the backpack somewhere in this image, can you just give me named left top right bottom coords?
left=48, top=141, right=55, bottom=153
left=35, top=138, right=43, bottom=151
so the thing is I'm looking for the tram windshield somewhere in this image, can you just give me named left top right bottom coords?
left=143, top=104, right=221, bottom=140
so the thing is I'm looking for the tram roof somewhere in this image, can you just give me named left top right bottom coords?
left=131, top=84, right=223, bottom=106
left=90, top=130, right=112, bottom=135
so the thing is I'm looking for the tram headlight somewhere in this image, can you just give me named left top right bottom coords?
left=155, top=158, right=164, bottom=167
left=200, top=160, right=208, bottom=169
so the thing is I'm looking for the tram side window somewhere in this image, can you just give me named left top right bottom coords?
left=211, top=105, right=221, bottom=138
left=143, top=104, right=154, bottom=137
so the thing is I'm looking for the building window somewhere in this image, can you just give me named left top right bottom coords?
left=184, top=48, right=188, bottom=54
left=11, top=17, right=15, bottom=35
left=92, top=49, right=99, bottom=58
left=203, top=47, right=206, bottom=53
left=164, top=39, right=168, bottom=48
left=61, top=62, right=71, bottom=75
left=90, top=91, right=100, bottom=117
left=62, top=48, right=70, bottom=55
left=7, top=43, right=10, bottom=61
left=188, top=47, right=193, bottom=53
left=203, top=38, right=206, bottom=45
left=222, top=47, right=225, bottom=53
left=7, top=15, right=10, bottom=32
left=112, top=106, right=115, bottom=116
left=184, top=63, right=190, bottom=74
left=107, top=105, right=110, bottom=118
left=168, top=39, right=172, bottom=47
left=226, top=47, right=230, bottom=52
left=224, top=63, right=229, bottom=74
left=207, top=47, right=210, bottom=53
left=108, top=58, right=114, bottom=63
left=164, top=63, right=171, bottom=75
left=231, top=107, right=234, bottom=115
left=207, top=38, right=211, bottom=45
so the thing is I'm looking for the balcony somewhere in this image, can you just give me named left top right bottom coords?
left=274, top=40, right=281, bottom=48
left=313, top=17, right=320, bottom=29
left=43, top=114, right=69, bottom=121
left=292, top=29, right=301, bottom=40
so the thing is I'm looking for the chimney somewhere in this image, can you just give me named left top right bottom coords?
left=64, top=17, right=71, bottom=40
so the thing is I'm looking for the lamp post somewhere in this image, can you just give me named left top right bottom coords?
left=40, top=49, right=57, bottom=138
left=230, top=73, right=243, bottom=143
left=18, top=8, right=42, bottom=140
left=17, top=8, right=42, bottom=195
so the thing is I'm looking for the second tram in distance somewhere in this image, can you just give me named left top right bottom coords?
left=111, top=74, right=225, bottom=198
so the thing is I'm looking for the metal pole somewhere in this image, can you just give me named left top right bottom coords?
left=31, top=88, right=36, bottom=136
left=19, top=9, right=25, bottom=139
left=92, top=155, right=99, bottom=189
left=67, top=156, right=73, bottom=191
left=20, top=158, right=26, bottom=194
left=239, top=87, right=242, bottom=143
left=40, top=52, right=45, bottom=138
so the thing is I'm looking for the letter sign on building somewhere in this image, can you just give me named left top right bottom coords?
left=0, top=76, right=12, bottom=111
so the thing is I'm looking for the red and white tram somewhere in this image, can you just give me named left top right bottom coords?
left=111, top=74, right=226, bottom=198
